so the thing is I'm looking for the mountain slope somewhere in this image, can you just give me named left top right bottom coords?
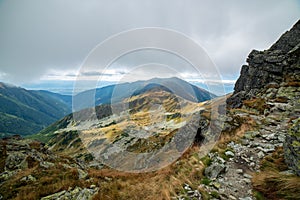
left=0, top=83, right=72, bottom=136
left=36, top=84, right=207, bottom=161
left=73, top=77, right=216, bottom=111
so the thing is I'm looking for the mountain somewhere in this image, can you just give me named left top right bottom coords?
left=0, top=77, right=213, bottom=137
left=0, top=83, right=72, bottom=137
left=73, top=77, right=216, bottom=111
left=33, top=83, right=207, bottom=156
left=227, top=20, right=300, bottom=108
left=226, top=20, right=300, bottom=176
left=224, top=19, right=300, bottom=198
left=1, top=21, right=300, bottom=200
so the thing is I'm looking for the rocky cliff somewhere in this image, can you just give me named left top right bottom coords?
left=227, top=20, right=300, bottom=177
left=227, top=20, right=300, bottom=108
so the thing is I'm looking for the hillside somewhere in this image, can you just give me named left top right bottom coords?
left=34, top=84, right=208, bottom=161
left=0, top=83, right=72, bottom=137
left=0, top=20, right=299, bottom=200
left=73, top=77, right=216, bottom=111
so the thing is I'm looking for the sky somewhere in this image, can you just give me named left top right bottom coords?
left=0, top=0, right=299, bottom=95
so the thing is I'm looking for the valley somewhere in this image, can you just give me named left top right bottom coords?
left=0, top=14, right=299, bottom=200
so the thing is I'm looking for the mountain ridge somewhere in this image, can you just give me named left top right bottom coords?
left=0, top=82, right=72, bottom=137
left=73, top=77, right=216, bottom=111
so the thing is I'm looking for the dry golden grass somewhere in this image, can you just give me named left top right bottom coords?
left=253, top=170, right=300, bottom=200
left=88, top=146, right=206, bottom=200
left=1, top=163, right=87, bottom=200
left=243, top=98, right=269, bottom=114
left=252, top=147, right=300, bottom=200
left=284, top=81, right=300, bottom=87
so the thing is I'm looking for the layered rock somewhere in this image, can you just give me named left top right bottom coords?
left=227, top=20, right=300, bottom=176
left=227, top=20, right=300, bottom=108
left=284, top=118, right=300, bottom=176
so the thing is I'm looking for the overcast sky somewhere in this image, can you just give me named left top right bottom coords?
left=0, top=0, right=299, bottom=88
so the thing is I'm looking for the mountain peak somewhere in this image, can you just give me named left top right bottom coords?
left=269, top=19, right=300, bottom=53
left=0, top=82, right=17, bottom=89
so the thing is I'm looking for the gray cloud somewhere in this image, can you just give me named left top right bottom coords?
left=0, top=0, right=299, bottom=84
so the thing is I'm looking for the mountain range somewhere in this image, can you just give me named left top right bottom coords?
left=0, top=83, right=72, bottom=137
left=0, top=77, right=216, bottom=137
left=0, top=20, right=299, bottom=200
left=73, top=77, right=216, bottom=111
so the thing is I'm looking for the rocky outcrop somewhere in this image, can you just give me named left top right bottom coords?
left=226, top=20, right=300, bottom=177
left=284, top=118, right=300, bottom=176
left=0, top=135, right=56, bottom=181
left=40, top=186, right=99, bottom=200
left=227, top=20, right=300, bottom=108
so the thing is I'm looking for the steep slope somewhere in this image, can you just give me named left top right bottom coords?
left=74, top=77, right=216, bottom=111
left=227, top=19, right=300, bottom=176
left=220, top=19, right=300, bottom=199
left=0, top=83, right=72, bottom=136
left=227, top=20, right=300, bottom=108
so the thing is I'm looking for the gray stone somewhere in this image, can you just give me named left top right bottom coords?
left=236, top=169, right=243, bottom=174
left=284, top=118, right=300, bottom=176
left=41, top=187, right=98, bottom=200
left=41, top=190, right=67, bottom=200
left=239, top=197, right=252, bottom=200
left=243, top=174, right=252, bottom=179
left=205, top=162, right=226, bottom=179
left=225, top=151, right=235, bottom=157
left=5, top=152, right=27, bottom=170
left=40, top=161, right=55, bottom=169
left=242, top=178, right=251, bottom=184
left=20, top=174, right=36, bottom=182
left=78, top=169, right=88, bottom=179
left=257, top=151, right=265, bottom=159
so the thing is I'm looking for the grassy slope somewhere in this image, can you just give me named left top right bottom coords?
left=0, top=83, right=71, bottom=136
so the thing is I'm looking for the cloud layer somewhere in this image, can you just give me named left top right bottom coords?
left=0, top=0, right=299, bottom=84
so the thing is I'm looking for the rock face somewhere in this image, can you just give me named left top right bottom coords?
left=227, top=20, right=300, bottom=176
left=227, top=20, right=300, bottom=108
left=284, top=118, right=300, bottom=176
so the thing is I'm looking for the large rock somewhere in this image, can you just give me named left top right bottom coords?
left=227, top=20, right=300, bottom=108
left=204, top=154, right=227, bottom=179
left=40, top=186, right=99, bottom=200
left=284, top=118, right=300, bottom=176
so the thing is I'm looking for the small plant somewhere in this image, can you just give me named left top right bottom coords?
left=253, top=190, right=266, bottom=200
left=201, top=177, right=211, bottom=185
left=211, top=191, right=220, bottom=198
left=200, top=155, right=212, bottom=167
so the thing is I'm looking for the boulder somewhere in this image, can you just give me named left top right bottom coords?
left=284, top=118, right=300, bottom=176
left=204, top=155, right=226, bottom=179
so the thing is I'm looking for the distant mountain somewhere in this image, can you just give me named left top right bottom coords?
left=34, top=84, right=206, bottom=161
left=74, top=77, right=216, bottom=111
left=0, top=82, right=72, bottom=137
left=0, top=77, right=214, bottom=137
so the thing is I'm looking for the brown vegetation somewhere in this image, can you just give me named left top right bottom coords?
left=252, top=147, right=300, bottom=200
left=89, top=146, right=206, bottom=200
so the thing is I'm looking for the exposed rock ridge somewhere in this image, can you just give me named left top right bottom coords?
left=227, top=20, right=300, bottom=108
left=227, top=20, right=300, bottom=177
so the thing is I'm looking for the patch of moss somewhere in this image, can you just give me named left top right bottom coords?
left=200, top=155, right=212, bottom=167
left=210, top=191, right=220, bottom=198
left=201, top=177, right=211, bottom=185
left=253, top=190, right=266, bottom=200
